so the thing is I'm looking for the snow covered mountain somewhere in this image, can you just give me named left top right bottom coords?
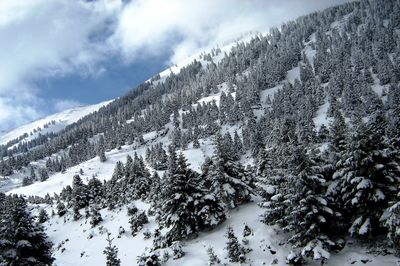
left=0, top=100, right=112, bottom=147
left=1, top=0, right=400, bottom=265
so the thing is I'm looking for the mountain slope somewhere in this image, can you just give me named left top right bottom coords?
left=0, top=100, right=112, bottom=146
left=1, top=0, right=400, bottom=265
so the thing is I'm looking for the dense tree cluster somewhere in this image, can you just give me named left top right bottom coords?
left=0, top=194, right=54, bottom=265
left=1, top=0, right=400, bottom=264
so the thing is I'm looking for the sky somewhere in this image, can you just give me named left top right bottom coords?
left=0, top=0, right=352, bottom=131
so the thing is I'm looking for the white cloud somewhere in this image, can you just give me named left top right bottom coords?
left=0, top=0, right=352, bottom=131
left=53, top=99, right=84, bottom=112
left=111, top=0, right=352, bottom=64
left=0, top=0, right=122, bottom=130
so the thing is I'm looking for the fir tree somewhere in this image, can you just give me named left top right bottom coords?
left=56, top=200, right=67, bottom=217
left=39, top=168, right=49, bottom=182
left=129, top=211, right=148, bottom=236
left=384, top=194, right=400, bottom=254
left=206, top=246, right=220, bottom=265
left=90, top=205, right=103, bottom=228
left=160, top=151, right=203, bottom=244
left=72, top=175, right=89, bottom=209
left=225, top=226, right=246, bottom=263
left=329, top=112, right=400, bottom=237
left=0, top=195, right=54, bottom=265
left=171, top=241, right=185, bottom=259
left=72, top=202, right=82, bottom=221
left=103, top=233, right=121, bottom=266
left=37, top=208, right=49, bottom=224
left=205, top=134, right=254, bottom=210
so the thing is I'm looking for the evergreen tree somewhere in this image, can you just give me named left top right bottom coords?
left=193, top=138, right=200, bottom=149
left=72, top=202, right=82, bottom=221
left=225, top=226, right=246, bottom=263
left=56, top=200, right=67, bottom=217
left=329, top=111, right=348, bottom=162
left=205, top=135, right=254, bottom=210
left=97, top=135, right=107, bottom=162
left=88, top=177, right=104, bottom=205
left=160, top=151, right=203, bottom=244
left=72, top=175, right=89, bottom=209
left=38, top=168, right=49, bottom=182
left=22, top=176, right=33, bottom=187
left=171, top=241, right=184, bottom=260
left=29, top=166, right=36, bottom=181
left=329, top=112, right=400, bottom=237
left=90, top=205, right=103, bottom=228
left=37, top=208, right=49, bottom=224
left=103, top=233, right=121, bottom=266
left=0, top=195, right=54, bottom=265
left=129, top=211, right=148, bottom=236
left=206, top=246, right=220, bottom=265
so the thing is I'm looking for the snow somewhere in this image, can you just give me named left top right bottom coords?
left=7, top=143, right=149, bottom=197
left=7, top=132, right=215, bottom=197
left=149, top=32, right=266, bottom=86
left=358, top=218, right=371, bottom=236
left=41, top=202, right=155, bottom=266
left=303, top=32, right=317, bottom=69
left=0, top=100, right=112, bottom=146
left=304, top=45, right=317, bottom=69
left=260, top=85, right=283, bottom=105
left=330, top=13, right=352, bottom=32
left=371, top=72, right=390, bottom=103
left=181, top=146, right=206, bottom=173
left=313, top=100, right=332, bottom=131
left=356, top=179, right=372, bottom=190
left=286, top=66, right=300, bottom=85
left=196, top=93, right=220, bottom=106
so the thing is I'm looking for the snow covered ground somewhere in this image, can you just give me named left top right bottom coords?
left=11, top=121, right=399, bottom=265
left=33, top=199, right=399, bottom=266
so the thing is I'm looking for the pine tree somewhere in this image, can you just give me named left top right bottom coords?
left=193, top=138, right=200, bottom=149
left=39, top=168, right=49, bottom=182
left=205, top=135, right=254, bottom=210
left=206, top=246, right=220, bottom=265
left=72, top=204, right=81, bottom=221
left=243, top=224, right=252, bottom=237
left=37, top=208, right=49, bottom=223
left=90, top=205, right=103, bottom=228
left=137, top=252, right=161, bottom=266
left=329, top=111, right=348, bottom=162
left=72, top=175, right=89, bottom=209
left=284, top=148, right=335, bottom=262
left=384, top=193, right=400, bottom=254
left=97, top=135, right=107, bottom=162
left=56, top=200, right=67, bottom=217
left=171, top=241, right=185, bottom=259
left=160, top=151, right=203, bottom=244
left=88, top=177, right=104, bottom=205
left=225, top=226, right=246, bottom=263
left=103, top=233, right=121, bottom=266
left=129, top=211, right=148, bottom=236
left=148, top=172, right=161, bottom=208
left=29, top=166, right=36, bottom=181
left=0, top=195, right=54, bottom=265
left=329, top=112, right=400, bottom=237
left=22, top=176, right=33, bottom=187
left=127, top=154, right=151, bottom=200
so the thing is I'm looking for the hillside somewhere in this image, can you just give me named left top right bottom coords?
left=0, top=100, right=112, bottom=146
left=0, top=0, right=400, bottom=265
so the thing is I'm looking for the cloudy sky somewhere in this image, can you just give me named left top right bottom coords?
left=0, top=0, right=351, bottom=131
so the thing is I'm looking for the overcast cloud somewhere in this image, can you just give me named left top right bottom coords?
left=0, top=0, right=351, bottom=131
